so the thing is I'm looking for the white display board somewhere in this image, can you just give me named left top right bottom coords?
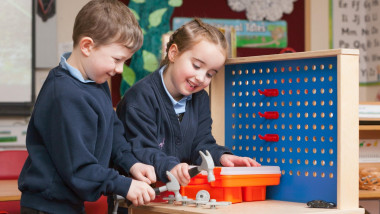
left=0, top=0, right=34, bottom=115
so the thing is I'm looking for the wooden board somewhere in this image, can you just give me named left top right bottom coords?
left=129, top=201, right=364, bottom=214
left=0, top=180, right=21, bottom=201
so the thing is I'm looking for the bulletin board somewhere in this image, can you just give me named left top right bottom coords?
left=210, top=49, right=360, bottom=209
left=0, top=0, right=35, bottom=116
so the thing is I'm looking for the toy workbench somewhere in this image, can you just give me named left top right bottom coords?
left=129, top=49, right=363, bottom=214
left=209, top=49, right=361, bottom=211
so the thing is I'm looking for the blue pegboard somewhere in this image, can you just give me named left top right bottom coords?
left=224, top=57, right=338, bottom=203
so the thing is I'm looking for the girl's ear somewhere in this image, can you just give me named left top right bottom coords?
left=79, top=37, right=95, bottom=57
left=167, top=44, right=178, bottom=62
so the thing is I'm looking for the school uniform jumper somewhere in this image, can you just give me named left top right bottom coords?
left=18, top=58, right=138, bottom=213
left=116, top=67, right=232, bottom=183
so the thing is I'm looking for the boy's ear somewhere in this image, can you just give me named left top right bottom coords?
left=167, top=44, right=178, bottom=62
left=79, top=37, right=95, bottom=57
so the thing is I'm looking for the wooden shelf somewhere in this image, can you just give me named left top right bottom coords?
left=359, top=125, right=380, bottom=131
left=360, top=190, right=380, bottom=199
left=0, top=180, right=20, bottom=202
left=359, top=105, right=380, bottom=200
left=360, top=118, right=380, bottom=122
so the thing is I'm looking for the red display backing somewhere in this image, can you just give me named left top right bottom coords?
left=111, top=0, right=305, bottom=106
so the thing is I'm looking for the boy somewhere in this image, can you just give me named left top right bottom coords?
left=18, top=1, right=155, bottom=213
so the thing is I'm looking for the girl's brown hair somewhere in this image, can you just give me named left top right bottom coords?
left=160, top=18, right=228, bottom=67
left=72, top=0, right=143, bottom=52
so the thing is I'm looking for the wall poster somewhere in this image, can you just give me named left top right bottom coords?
left=332, top=0, right=380, bottom=84
left=173, top=17, right=288, bottom=49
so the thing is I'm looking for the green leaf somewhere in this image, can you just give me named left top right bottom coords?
left=142, top=28, right=147, bottom=35
left=148, top=8, right=168, bottom=28
left=122, top=64, right=136, bottom=86
left=168, top=0, right=183, bottom=7
left=131, top=0, right=145, bottom=3
left=129, top=8, right=140, bottom=21
left=143, top=50, right=159, bottom=72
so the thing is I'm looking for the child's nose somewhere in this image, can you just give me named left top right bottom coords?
left=115, top=63, right=124, bottom=74
left=195, top=73, right=205, bottom=83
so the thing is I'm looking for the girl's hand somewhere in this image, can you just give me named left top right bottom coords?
left=130, top=163, right=157, bottom=184
left=169, top=163, right=191, bottom=186
left=220, top=154, right=261, bottom=167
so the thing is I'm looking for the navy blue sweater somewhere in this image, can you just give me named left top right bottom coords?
left=117, top=68, right=231, bottom=183
left=18, top=65, right=138, bottom=213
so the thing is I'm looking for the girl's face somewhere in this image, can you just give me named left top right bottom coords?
left=164, top=40, right=226, bottom=101
left=82, top=40, right=133, bottom=84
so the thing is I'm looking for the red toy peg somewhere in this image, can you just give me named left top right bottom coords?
left=258, top=111, right=279, bottom=119
left=258, top=134, right=279, bottom=142
left=258, top=89, right=279, bottom=97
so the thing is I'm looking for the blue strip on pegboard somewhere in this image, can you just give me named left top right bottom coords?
left=224, top=57, right=337, bottom=204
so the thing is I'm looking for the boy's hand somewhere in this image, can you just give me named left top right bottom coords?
left=169, top=163, right=191, bottom=186
left=127, top=179, right=155, bottom=206
left=220, top=154, right=261, bottom=167
left=130, top=163, right=156, bottom=184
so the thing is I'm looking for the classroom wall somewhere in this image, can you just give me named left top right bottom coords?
left=306, top=0, right=330, bottom=51
left=111, top=0, right=306, bottom=105
left=56, top=0, right=89, bottom=48
left=35, top=0, right=90, bottom=97
left=1, top=0, right=369, bottom=150
left=0, top=0, right=90, bottom=150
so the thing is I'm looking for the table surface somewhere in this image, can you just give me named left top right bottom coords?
left=128, top=201, right=364, bottom=214
left=0, top=178, right=367, bottom=212
left=0, top=179, right=21, bottom=201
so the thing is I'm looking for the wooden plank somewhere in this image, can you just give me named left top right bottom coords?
left=129, top=201, right=364, bottom=214
left=336, top=53, right=359, bottom=209
left=305, top=0, right=311, bottom=51
left=0, top=180, right=21, bottom=201
left=210, top=67, right=225, bottom=146
left=359, top=130, right=380, bottom=139
left=225, top=49, right=359, bottom=65
left=359, top=125, right=380, bottom=131
left=360, top=102, right=380, bottom=105
left=359, top=190, right=380, bottom=199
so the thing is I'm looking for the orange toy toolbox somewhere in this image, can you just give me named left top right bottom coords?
left=180, top=166, right=281, bottom=203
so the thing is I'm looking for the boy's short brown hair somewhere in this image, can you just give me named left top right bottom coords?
left=72, top=0, right=143, bottom=52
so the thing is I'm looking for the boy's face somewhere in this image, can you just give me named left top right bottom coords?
left=164, top=40, right=226, bottom=101
left=83, top=42, right=133, bottom=84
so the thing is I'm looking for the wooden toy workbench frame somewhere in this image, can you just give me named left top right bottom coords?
left=129, top=49, right=363, bottom=214
left=210, top=49, right=359, bottom=210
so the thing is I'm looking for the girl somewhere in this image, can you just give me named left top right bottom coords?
left=116, top=18, right=260, bottom=186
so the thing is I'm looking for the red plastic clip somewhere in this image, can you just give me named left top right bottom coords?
left=258, top=89, right=279, bottom=97
left=258, top=134, right=279, bottom=142
left=258, top=111, right=279, bottom=119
